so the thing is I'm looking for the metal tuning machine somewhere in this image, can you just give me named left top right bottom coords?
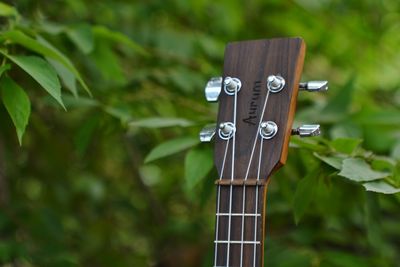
left=292, top=124, right=321, bottom=137
left=205, top=77, right=222, bottom=102
left=199, top=124, right=217, bottom=142
left=299, top=81, right=328, bottom=92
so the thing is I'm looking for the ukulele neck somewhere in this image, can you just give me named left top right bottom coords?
left=214, top=181, right=269, bottom=267
left=201, top=38, right=311, bottom=267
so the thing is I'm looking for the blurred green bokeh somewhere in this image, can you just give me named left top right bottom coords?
left=0, top=0, right=399, bottom=266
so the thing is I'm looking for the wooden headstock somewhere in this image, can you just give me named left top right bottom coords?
left=200, top=37, right=327, bottom=267
left=214, top=38, right=305, bottom=181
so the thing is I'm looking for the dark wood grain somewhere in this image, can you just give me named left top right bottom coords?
left=212, top=38, right=306, bottom=267
left=214, top=38, right=305, bottom=180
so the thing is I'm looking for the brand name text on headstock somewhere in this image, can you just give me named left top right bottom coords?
left=242, top=80, right=262, bottom=126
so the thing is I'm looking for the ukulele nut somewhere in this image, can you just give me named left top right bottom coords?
left=259, top=121, right=278, bottom=139
left=267, top=75, right=285, bottom=93
left=223, top=76, right=242, bottom=95
left=218, top=122, right=236, bottom=140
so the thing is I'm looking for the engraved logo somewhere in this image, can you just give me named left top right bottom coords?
left=242, top=81, right=262, bottom=125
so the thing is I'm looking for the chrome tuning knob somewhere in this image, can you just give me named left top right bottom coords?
left=292, top=124, right=321, bottom=137
left=299, top=81, right=328, bottom=92
left=199, top=124, right=216, bottom=142
left=205, top=77, right=222, bottom=102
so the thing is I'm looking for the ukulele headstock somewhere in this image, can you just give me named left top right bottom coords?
left=200, top=37, right=328, bottom=181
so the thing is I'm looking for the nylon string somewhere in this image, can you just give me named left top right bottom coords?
left=226, top=87, right=238, bottom=267
left=214, top=138, right=230, bottom=267
left=240, top=85, right=271, bottom=267
left=253, top=137, right=264, bottom=267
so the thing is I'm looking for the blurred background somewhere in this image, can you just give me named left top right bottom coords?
left=0, top=0, right=400, bottom=266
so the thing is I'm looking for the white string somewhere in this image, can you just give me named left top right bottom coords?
left=220, top=138, right=231, bottom=181
left=232, top=85, right=238, bottom=180
left=253, top=137, right=264, bottom=267
left=226, top=87, right=238, bottom=267
left=257, top=139, right=264, bottom=182
left=239, top=183, right=247, bottom=267
left=244, top=88, right=271, bottom=180
left=214, top=138, right=230, bottom=267
left=239, top=86, right=271, bottom=267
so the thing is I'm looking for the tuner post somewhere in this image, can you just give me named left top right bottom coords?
left=223, top=76, right=242, bottom=95
left=218, top=122, right=236, bottom=140
left=267, top=75, right=285, bottom=93
left=259, top=121, right=278, bottom=139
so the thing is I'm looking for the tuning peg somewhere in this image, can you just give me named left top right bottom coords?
left=299, top=81, right=328, bottom=92
left=205, top=77, right=222, bottom=102
left=292, top=124, right=321, bottom=137
left=200, top=124, right=217, bottom=142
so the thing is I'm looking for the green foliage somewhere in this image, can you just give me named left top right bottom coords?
left=145, top=137, right=199, bottom=163
left=292, top=167, right=319, bottom=224
left=5, top=54, right=64, bottom=108
left=184, top=147, right=213, bottom=193
left=65, top=24, right=94, bottom=54
left=0, top=76, right=30, bottom=144
left=339, top=158, right=389, bottom=182
left=0, top=0, right=399, bottom=266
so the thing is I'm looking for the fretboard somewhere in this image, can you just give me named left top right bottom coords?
left=213, top=181, right=269, bottom=267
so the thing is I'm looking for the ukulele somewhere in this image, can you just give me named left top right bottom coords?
left=200, top=38, right=328, bottom=267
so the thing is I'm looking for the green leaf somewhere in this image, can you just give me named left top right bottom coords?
left=66, top=24, right=94, bottom=54
left=363, top=181, right=400, bottom=194
left=0, top=76, right=31, bottom=144
left=91, top=41, right=125, bottom=84
left=62, top=95, right=99, bottom=108
left=293, top=168, right=319, bottom=224
left=371, top=156, right=396, bottom=173
left=145, top=137, right=199, bottom=163
left=46, top=57, right=77, bottom=97
left=92, top=25, right=147, bottom=56
left=39, top=21, right=66, bottom=35
left=0, top=31, right=90, bottom=95
left=103, top=106, right=132, bottom=124
left=329, top=138, right=362, bottom=154
left=310, top=76, right=356, bottom=123
left=6, top=55, right=64, bottom=109
left=289, top=137, right=326, bottom=152
left=322, top=76, right=356, bottom=115
left=0, top=2, right=18, bottom=17
left=184, top=148, right=213, bottom=191
left=338, top=158, right=389, bottom=182
left=36, top=36, right=91, bottom=96
left=313, top=153, right=343, bottom=170
left=0, top=64, right=11, bottom=78
left=129, top=117, right=194, bottom=128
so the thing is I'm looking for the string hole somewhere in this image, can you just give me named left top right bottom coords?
left=259, top=121, right=278, bottom=139
left=224, top=77, right=242, bottom=95
left=267, top=75, right=285, bottom=93
left=218, top=122, right=235, bottom=140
